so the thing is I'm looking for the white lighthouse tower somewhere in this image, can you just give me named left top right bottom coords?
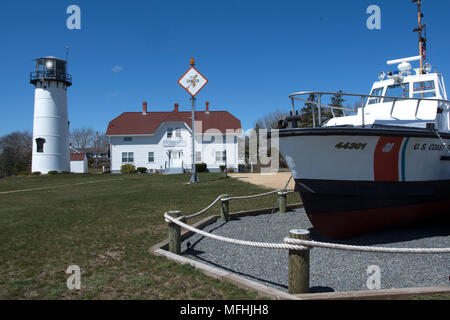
left=30, top=56, right=72, bottom=174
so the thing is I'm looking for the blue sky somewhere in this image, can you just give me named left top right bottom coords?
left=1, top=0, right=449, bottom=136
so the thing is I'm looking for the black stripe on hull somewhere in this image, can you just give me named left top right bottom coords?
left=276, top=127, right=450, bottom=139
left=295, top=179, right=450, bottom=238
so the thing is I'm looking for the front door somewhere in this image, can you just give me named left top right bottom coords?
left=167, top=150, right=183, bottom=168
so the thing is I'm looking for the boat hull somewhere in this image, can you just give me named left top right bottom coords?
left=278, top=128, right=450, bottom=238
left=297, top=179, right=450, bottom=238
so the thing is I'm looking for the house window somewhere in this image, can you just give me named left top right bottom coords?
left=167, top=128, right=173, bottom=138
left=195, top=151, right=202, bottom=163
left=215, top=151, right=226, bottom=162
left=175, top=128, right=181, bottom=138
left=148, top=152, right=154, bottom=163
left=123, top=137, right=132, bottom=142
left=36, top=138, right=45, bottom=153
left=122, top=152, right=134, bottom=163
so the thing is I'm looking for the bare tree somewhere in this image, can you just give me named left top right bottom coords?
left=252, top=109, right=290, bottom=169
left=92, top=131, right=109, bottom=168
left=70, top=127, right=95, bottom=149
left=0, top=131, right=32, bottom=176
left=254, top=109, right=290, bottom=130
left=95, top=132, right=109, bottom=151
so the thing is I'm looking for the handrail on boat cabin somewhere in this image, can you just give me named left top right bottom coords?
left=288, top=91, right=450, bottom=128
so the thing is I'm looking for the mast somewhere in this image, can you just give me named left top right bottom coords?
left=412, top=0, right=427, bottom=73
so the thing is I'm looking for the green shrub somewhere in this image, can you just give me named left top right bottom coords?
left=195, top=163, right=207, bottom=173
left=120, top=164, right=136, bottom=174
left=60, top=171, right=70, bottom=174
left=227, top=167, right=235, bottom=173
left=31, top=171, right=41, bottom=176
left=13, top=162, right=28, bottom=175
left=136, top=167, right=148, bottom=174
left=219, top=165, right=226, bottom=172
left=17, top=171, right=29, bottom=176
left=47, top=170, right=58, bottom=175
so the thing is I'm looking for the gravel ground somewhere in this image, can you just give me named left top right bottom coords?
left=181, top=208, right=450, bottom=293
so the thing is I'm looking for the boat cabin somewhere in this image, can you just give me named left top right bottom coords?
left=324, top=56, right=450, bottom=132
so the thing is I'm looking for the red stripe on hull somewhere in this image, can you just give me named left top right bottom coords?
left=307, top=200, right=450, bottom=238
left=373, top=136, right=404, bottom=182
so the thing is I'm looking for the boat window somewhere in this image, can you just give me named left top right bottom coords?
left=412, top=80, right=436, bottom=98
left=383, top=83, right=410, bottom=103
left=437, top=74, right=446, bottom=99
left=368, top=87, right=384, bottom=105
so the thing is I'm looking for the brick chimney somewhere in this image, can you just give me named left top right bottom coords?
left=205, top=101, right=210, bottom=114
left=142, top=101, right=148, bottom=115
left=174, top=103, right=179, bottom=112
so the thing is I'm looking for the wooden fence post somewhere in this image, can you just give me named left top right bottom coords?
left=220, top=194, right=229, bottom=221
left=167, top=210, right=183, bottom=254
left=288, top=229, right=310, bottom=294
left=278, top=189, right=287, bottom=213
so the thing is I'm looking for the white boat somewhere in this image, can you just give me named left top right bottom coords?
left=277, top=2, right=450, bottom=238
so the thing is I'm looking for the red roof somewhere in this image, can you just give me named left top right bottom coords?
left=70, top=153, right=86, bottom=161
left=106, top=110, right=241, bottom=136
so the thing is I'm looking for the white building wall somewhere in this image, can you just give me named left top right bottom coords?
left=109, top=122, right=240, bottom=173
left=70, top=159, right=88, bottom=173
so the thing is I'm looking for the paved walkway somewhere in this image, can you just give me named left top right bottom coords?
left=229, top=172, right=295, bottom=190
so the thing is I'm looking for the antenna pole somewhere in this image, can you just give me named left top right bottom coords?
left=66, top=46, right=70, bottom=72
left=418, top=1, right=423, bottom=71
left=413, top=0, right=426, bottom=73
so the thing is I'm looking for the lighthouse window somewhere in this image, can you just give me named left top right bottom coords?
left=36, top=138, right=45, bottom=153
left=167, top=128, right=173, bottom=138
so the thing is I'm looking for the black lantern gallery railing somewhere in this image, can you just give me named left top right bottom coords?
left=30, top=71, right=72, bottom=86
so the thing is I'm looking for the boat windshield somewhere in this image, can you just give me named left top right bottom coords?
left=383, top=83, right=410, bottom=103
left=412, top=80, right=436, bottom=98
left=368, top=87, right=383, bottom=104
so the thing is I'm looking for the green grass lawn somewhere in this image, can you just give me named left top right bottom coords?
left=0, top=172, right=300, bottom=299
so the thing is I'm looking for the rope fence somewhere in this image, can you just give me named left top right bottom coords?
left=184, top=188, right=293, bottom=220
left=163, top=177, right=450, bottom=294
left=165, top=212, right=450, bottom=254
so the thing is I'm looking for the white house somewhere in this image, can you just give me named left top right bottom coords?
left=106, top=101, right=242, bottom=173
left=70, top=153, right=88, bottom=173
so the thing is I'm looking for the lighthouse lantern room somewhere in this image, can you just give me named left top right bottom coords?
left=30, top=57, right=72, bottom=174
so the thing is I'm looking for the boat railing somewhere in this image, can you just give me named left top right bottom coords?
left=288, top=91, right=450, bottom=128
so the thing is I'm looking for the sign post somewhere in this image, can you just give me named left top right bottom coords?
left=178, top=58, right=208, bottom=183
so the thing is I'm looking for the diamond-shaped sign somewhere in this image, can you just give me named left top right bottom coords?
left=178, top=66, right=208, bottom=97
